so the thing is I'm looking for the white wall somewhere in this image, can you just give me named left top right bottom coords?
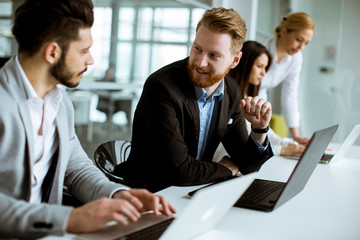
left=291, top=0, right=360, bottom=143
left=218, top=0, right=258, bottom=40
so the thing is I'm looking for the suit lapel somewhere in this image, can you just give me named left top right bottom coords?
left=17, top=103, right=34, bottom=200
left=181, top=59, right=200, bottom=144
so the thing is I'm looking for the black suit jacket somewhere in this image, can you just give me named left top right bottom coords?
left=114, top=58, right=273, bottom=188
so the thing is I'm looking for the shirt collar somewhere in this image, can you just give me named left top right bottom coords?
left=15, top=55, right=38, bottom=99
left=195, top=79, right=224, bottom=102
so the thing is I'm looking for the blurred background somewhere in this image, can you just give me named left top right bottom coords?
left=1, top=0, right=359, bottom=160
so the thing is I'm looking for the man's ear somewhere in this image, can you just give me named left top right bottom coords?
left=44, top=42, right=61, bottom=64
left=231, top=51, right=242, bottom=69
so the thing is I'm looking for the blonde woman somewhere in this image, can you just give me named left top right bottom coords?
left=259, top=12, right=315, bottom=144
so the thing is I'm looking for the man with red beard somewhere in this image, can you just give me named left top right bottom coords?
left=0, top=0, right=175, bottom=239
left=113, top=7, right=274, bottom=190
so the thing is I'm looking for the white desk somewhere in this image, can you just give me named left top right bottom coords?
left=158, top=145, right=360, bottom=240
left=44, top=145, right=360, bottom=240
left=70, top=81, right=143, bottom=128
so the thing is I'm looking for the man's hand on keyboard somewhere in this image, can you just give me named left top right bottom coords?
left=66, top=197, right=141, bottom=233
left=66, top=189, right=176, bottom=234
left=113, top=189, right=176, bottom=217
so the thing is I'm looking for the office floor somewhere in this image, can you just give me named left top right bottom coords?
left=75, top=121, right=132, bottom=161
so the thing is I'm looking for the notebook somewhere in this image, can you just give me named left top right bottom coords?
left=77, top=172, right=257, bottom=240
left=286, top=124, right=360, bottom=164
left=319, top=124, right=360, bottom=164
left=189, top=124, right=338, bottom=212
left=234, top=124, right=338, bottom=212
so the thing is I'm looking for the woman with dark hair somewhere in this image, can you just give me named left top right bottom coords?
left=229, top=41, right=273, bottom=99
left=213, top=41, right=305, bottom=161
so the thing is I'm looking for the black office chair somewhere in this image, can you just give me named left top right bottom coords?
left=94, top=140, right=132, bottom=183
left=94, top=140, right=170, bottom=192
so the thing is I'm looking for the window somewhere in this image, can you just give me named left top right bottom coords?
left=87, top=2, right=205, bottom=84
left=87, top=7, right=112, bottom=80
left=0, top=1, right=13, bottom=57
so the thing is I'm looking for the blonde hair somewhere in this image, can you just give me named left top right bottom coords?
left=274, top=12, right=315, bottom=39
left=196, top=7, right=247, bottom=54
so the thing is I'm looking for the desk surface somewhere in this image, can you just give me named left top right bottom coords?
left=44, top=144, right=360, bottom=240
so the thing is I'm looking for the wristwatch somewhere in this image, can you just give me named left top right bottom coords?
left=251, top=125, right=270, bottom=133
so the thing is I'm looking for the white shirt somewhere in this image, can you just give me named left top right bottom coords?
left=15, top=56, right=63, bottom=203
left=244, top=120, right=296, bottom=156
left=259, top=38, right=303, bottom=128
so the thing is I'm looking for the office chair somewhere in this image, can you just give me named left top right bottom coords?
left=94, top=140, right=170, bottom=192
left=94, top=140, right=131, bottom=183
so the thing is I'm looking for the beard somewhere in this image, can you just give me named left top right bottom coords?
left=50, top=54, right=87, bottom=88
left=187, top=61, right=231, bottom=88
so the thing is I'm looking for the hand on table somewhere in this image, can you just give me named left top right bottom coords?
left=293, top=136, right=310, bottom=145
left=280, top=143, right=306, bottom=157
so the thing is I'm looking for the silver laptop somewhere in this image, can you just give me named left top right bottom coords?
left=319, top=124, right=360, bottom=164
left=286, top=124, right=360, bottom=164
left=189, top=125, right=338, bottom=212
left=233, top=124, right=338, bottom=212
left=77, top=172, right=257, bottom=240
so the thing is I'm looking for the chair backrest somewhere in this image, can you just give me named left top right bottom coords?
left=94, top=140, right=131, bottom=182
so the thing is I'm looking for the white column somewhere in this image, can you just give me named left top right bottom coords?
left=216, top=0, right=258, bottom=40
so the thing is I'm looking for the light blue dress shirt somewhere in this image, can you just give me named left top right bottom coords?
left=195, top=80, right=224, bottom=160
left=195, top=79, right=269, bottom=161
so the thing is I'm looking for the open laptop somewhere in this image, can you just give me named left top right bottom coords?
left=286, top=124, right=360, bottom=164
left=319, top=124, right=360, bottom=164
left=234, top=124, right=338, bottom=212
left=189, top=124, right=338, bottom=212
left=77, top=172, right=257, bottom=240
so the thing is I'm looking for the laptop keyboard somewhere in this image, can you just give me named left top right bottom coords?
left=117, top=217, right=174, bottom=240
left=239, top=179, right=286, bottom=202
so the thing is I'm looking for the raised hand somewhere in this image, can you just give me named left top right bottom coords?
left=240, top=96, right=272, bottom=129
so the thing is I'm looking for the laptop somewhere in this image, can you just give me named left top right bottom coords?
left=286, top=124, right=360, bottom=164
left=319, top=124, right=360, bottom=164
left=189, top=124, right=338, bottom=212
left=77, top=172, right=257, bottom=240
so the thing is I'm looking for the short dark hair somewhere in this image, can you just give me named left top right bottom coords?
left=12, top=0, right=94, bottom=56
left=228, top=41, right=272, bottom=98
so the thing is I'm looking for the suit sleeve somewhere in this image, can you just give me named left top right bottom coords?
left=222, top=110, right=273, bottom=174
left=64, top=132, right=125, bottom=203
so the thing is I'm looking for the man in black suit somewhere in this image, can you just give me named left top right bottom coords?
left=114, top=7, right=273, bottom=190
